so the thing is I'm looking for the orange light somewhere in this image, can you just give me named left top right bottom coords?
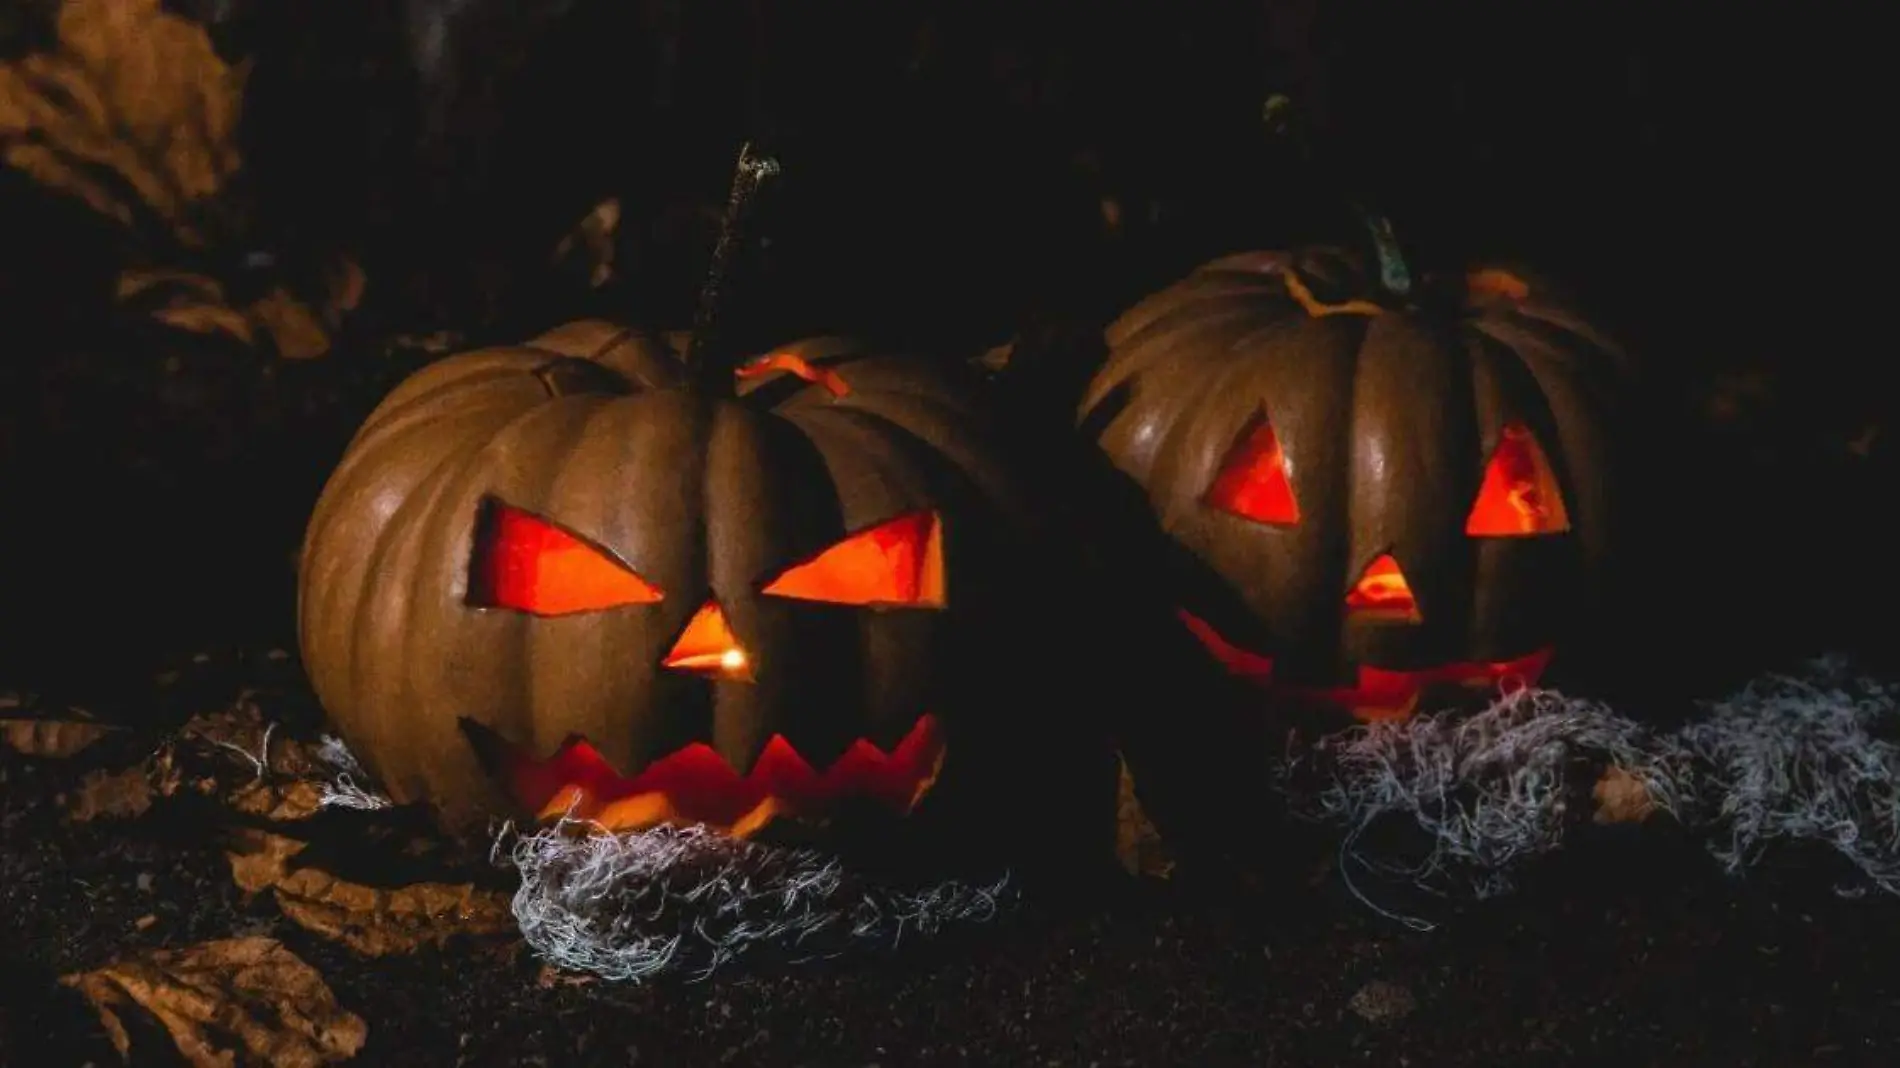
left=1174, top=607, right=1555, bottom=724
left=762, top=511, right=946, bottom=607
left=505, top=714, right=947, bottom=833
left=1204, top=414, right=1300, bottom=525
left=1345, top=554, right=1420, bottom=623
left=472, top=502, right=662, bottom=615
left=734, top=352, right=852, bottom=397
left=1466, top=423, right=1571, bottom=537
left=1177, top=609, right=1275, bottom=680
left=662, top=600, right=752, bottom=680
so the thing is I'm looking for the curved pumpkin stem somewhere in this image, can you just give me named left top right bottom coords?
left=686, top=140, right=781, bottom=398
left=1354, top=209, right=1414, bottom=300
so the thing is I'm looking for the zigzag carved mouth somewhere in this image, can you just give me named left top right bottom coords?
left=494, top=714, right=946, bottom=836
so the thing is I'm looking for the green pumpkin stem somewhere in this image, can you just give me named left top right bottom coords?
left=1262, top=94, right=1414, bottom=299
left=686, top=140, right=780, bottom=397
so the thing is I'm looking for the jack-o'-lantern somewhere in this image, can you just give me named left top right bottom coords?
left=1077, top=231, right=1632, bottom=723
left=298, top=321, right=1058, bottom=840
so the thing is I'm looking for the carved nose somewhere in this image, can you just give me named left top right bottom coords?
left=1345, top=553, right=1422, bottom=624
left=662, top=600, right=753, bottom=681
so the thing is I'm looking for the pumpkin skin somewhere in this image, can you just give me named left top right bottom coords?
left=1078, top=247, right=1633, bottom=721
left=299, top=320, right=1050, bottom=838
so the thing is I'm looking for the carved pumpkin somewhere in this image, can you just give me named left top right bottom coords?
left=299, top=321, right=1053, bottom=839
left=1077, top=243, right=1632, bottom=722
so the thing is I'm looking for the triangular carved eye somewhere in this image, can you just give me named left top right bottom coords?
left=1205, top=412, right=1300, bottom=526
left=468, top=500, right=663, bottom=615
left=1466, top=423, right=1571, bottom=537
left=762, top=511, right=946, bottom=608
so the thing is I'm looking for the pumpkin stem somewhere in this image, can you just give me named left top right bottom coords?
left=686, top=140, right=781, bottom=397
left=1262, top=94, right=1414, bottom=299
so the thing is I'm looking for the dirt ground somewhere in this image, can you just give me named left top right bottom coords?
left=3, top=652, right=1898, bottom=1068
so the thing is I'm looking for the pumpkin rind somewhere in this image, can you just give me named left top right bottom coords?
left=1079, top=249, right=1632, bottom=695
left=300, top=321, right=1040, bottom=831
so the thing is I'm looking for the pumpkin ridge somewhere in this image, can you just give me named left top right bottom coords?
left=361, top=352, right=556, bottom=422
left=306, top=395, right=539, bottom=716
left=364, top=400, right=600, bottom=803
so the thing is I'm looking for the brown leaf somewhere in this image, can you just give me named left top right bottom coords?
left=227, top=831, right=516, bottom=957
left=1115, top=755, right=1175, bottom=880
left=552, top=197, right=620, bottom=289
left=248, top=286, right=334, bottom=360
left=67, top=764, right=164, bottom=822
left=61, top=937, right=366, bottom=1068
left=114, top=257, right=366, bottom=360
left=0, top=0, right=245, bottom=246
left=1593, top=766, right=1658, bottom=825
left=1, top=716, right=117, bottom=757
left=228, top=777, right=329, bottom=821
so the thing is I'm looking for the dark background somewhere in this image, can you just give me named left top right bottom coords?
left=0, top=0, right=1887, bottom=698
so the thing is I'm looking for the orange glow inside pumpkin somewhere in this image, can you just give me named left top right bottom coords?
left=470, top=501, right=663, bottom=615
left=1466, top=423, right=1571, bottom=537
left=762, top=511, right=946, bottom=608
left=661, top=600, right=752, bottom=680
left=1466, top=268, right=1532, bottom=303
left=1345, top=553, right=1421, bottom=623
left=1176, top=608, right=1552, bottom=722
left=506, top=714, right=946, bottom=834
left=1204, top=414, right=1300, bottom=525
left=734, top=352, right=853, bottom=397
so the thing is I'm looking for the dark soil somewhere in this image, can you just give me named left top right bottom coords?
left=5, top=654, right=1900, bottom=1068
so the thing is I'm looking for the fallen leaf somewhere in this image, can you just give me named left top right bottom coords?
left=0, top=0, right=245, bottom=247
left=553, top=196, right=620, bottom=289
left=227, top=831, right=516, bottom=956
left=62, top=937, right=366, bottom=1068
left=1115, top=755, right=1175, bottom=880
left=1348, top=979, right=1417, bottom=1024
left=228, top=777, right=329, bottom=821
left=536, top=963, right=596, bottom=989
left=67, top=764, right=163, bottom=822
left=114, top=257, right=367, bottom=360
left=976, top=340, right=1013, bottom=372
left=1, top=715, right=118, bottom=757
left=1593, top=766, right=1658, bottom=825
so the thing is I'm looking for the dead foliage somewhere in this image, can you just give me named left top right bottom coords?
left=61, top=937, right=367, bottom=1067
left=63, top=694, right=343, bottom=825
left=118, top=259, right=368, bottom=361
left=552, top=196, right=620, bottom=290
left=0, top=0, right=243, bottom=247
left=0, top=0, right=365, bottom=359
left=1116, top=755, right=1176, bottom=880
left=226, top=830, right=515, bottom=957
left=0, top=698, right=121, bottom=757
left=1593, top=766, right=1659, bottom=825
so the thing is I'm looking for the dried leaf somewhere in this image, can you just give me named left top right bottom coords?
left=976, top=340, right=1014, bottom=372
left=248, top=286, right=334, bottom=360
left=553, top=196, right=620, bottom=289
left=227, top=831, right=516, bottom=957
left=0, top=0, right=245, bottom=247
left=1115, top=756, right=1175, bottom=880
left=228, top=777, right=328, bottom=821
left=61, top=937, right=366, bottom=1068
left=1593, top=766, right=1658, bottom=825
left=1, top=716, right=117, bottom=757
left=67, top=764, right=165, bottom=822
left=114, top=257, right=367, bottom=360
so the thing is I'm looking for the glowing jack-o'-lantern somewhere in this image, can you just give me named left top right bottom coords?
left=299, top=321, right=1046, bottom=838
left=1079, top=242, right=1630, bottom=722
